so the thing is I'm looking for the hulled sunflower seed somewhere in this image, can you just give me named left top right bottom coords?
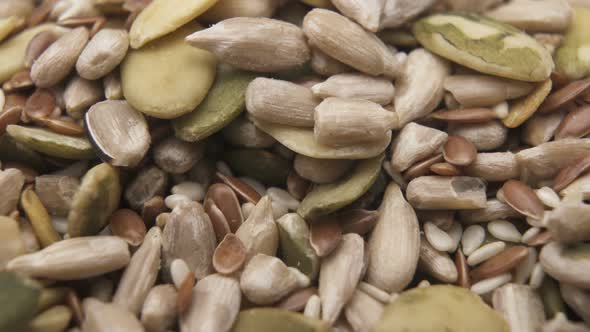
left=319, top=233, right=364, bottom=324
left=6, top=236, right=130, bottom=280
left=424, top=222, right=454, bottom=252
left=516, top=138, right=590, bottom=179
left=418, top=235, right=458, bottom=283
left=153, top=137, right=204, bottom=175
left=407, top=176, right=487, bottom=210
left=443, top=75, right=534, bottom=108
left=330, top=0, right=382, bottom=32
left=245, top=77, right=319, bottom=128
left=124, top=166, right=168, bottom=211
left=186, top=17, right=309, bottom=73
left=344, top=289, right=384, bottom=332
left=0, top=216, right=25, bottom=269
left=380, top=0, right=436, bottom=29
left=390, top=122, right=448, bottom=172
left=487, top=220, right=522, bottom=243
left=34, top=174, right=79, bottom=217
left=467, top=241, right=506, bottom=267
left=303, top=9, right=403, bottom=78
left=162, top=202, right=217, bottom=280
left=82, top=298, right=143, bottom=332
left=180, top=274, right=241, bottom=332
left=64, top=74, right=105, bottom=118
left=113, top=227, right=161, bottom=315
left=309, top=48, right=352, bottom=76
left=544, top=201, right=590, bottom=243
left=235, top=196, right=279, bottom=263
left=463, top=152, right=519, bottom=182
left=459, top=199, right=520, bottom=224
left=311, top=73, right=394, bottom=105
left=492, top=283, right=546, bottom=332
left=485, top=0, right=572, bottom=32
left=448, top=120, right=508, bottom=151
left=76, top=28, right=128, bottom=80
left=0, top=168, right=25, bottom=215
left=141, top=284, right=177, bottom=332
left=554, top=7, right=590, bottom=81
left=560, top=283, right=590, bottom=324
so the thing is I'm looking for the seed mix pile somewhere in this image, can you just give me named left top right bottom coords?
left=0, top=0, right=590, bottom=331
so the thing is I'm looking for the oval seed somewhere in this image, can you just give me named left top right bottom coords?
left=24, top=89, right=55, bottom=120
left=176, top=272, right=196, bottom=315
left=554, top=105, right=590, bottom=139
left=424, top=222, right=454, bottom=252
left=430, top=162, right=462, bottom=176
left=310, top=218, right=342, bottom=257
left=40, top=118, right=85, bottom=136
left=0, top=107, right=22, bottom=136
left=431, top=108, right=498, bottom=123
left=487, top=220, right=521, bottom=243
left=501, top=180, right=545, bottom=220
left=539, top=78, right=590, bottom=113
left=443, top=136, right=477, bottom=166
left=455, top=249, right=470, bottom=289
left=24, top=30, right=59, bottom=69
left=553, top=155, right=590, bottom=192
left=470, top=273, right=512, bottom=295
left=467, top=241, right=506, bottom=266
left=108, top=209, right=147, bottom=247
left=470, top=246, right=529, bottom=281
left=212, top=233, right=246, bottom=275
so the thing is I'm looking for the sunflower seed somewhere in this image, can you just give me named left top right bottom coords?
left=141, top=284, right=177, bottom=332
left=76, top=28, right=128, bottom=80
left=344, top=289, right=384, bottom=332
left=471, top=246, right=530, bottom=281
left=467, top=241, right=506, bottom=266
left=235, top=196, right=279, bottom=263
left=486, top=0, right=572, bottom=32
left=311, top=73, right=394, bottom=105
left=82, top=298, right=143, bottom=332
left=391, top=122, right=447, bottom=172
left=443, top=75, right=534, bottom=108
left=492, top=283, right=546, bottom=332
left=487, top=220, right=522, bottom=243
left=418, top=235, right=458, bottom=283
left=529, top=263, right=545, bottom=289
left=0, top=168, right=25, bottom=215
left=544, top=201, right=590, bottom=243
left=448, top=120, right=508, bottom=151
left=407, top=176, right=487, bottom=210
left=471, top=273, right=512, bottom=295
left=540, top=242, right=590, bottom=288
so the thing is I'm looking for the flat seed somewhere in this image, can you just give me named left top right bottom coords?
left=391, top=122, right=448, bottom=172
left=216, top=172, right=262, bottom=205
left=430, top=162, right=461, bottom=176
left=403, top=154, right=443, bottom=180
left=203, top=198, right=231, bottom=242
left=535, top=187, right=561, bottom=208
left=431, top=108, right=498, bottom=123
left=529, top=263, right=545, bottom=289
left=205, top=183, right=243, bottom=232
left=310, top=218, right=342, bottom=257
left=235, top=196, right=279, bottom=263
left=40, top=118, right=84, bottom=136
left=140, top=284, right=177, bottom=332
left=524, top=230, right=553, bottom=247
left=470, top=246, right=529, bottom=281
left=487, top=220, right=521, bottom=243
left=3, top=70, right=34, bottom=92
left=20, top=187, right=60, bottom=248
left=539, top=78, right=590, bottom=113
left=212, top=233, right=246, bottom=275
left=6, top=125, right=94, bottom=159
left=24, top=30, right=59, bottom=69
left=406, top=176, right=487, bottom=210
left=467, top=241, right=506, bottom=266
left=339, top=209, right=379, bottom=235
left=0, top=272, right=41, bottom=332
left=455, top=249, right=471, bottom=288
left=24, top=89, right=55, bottom=120
left=0, top=107, right=22, bottom=136
left=501, top=180, right=545, bottom=220
left=424, top=222, right=454, bottom=252
left=503, top=79, right=552, bottom=128
left=555, top=105, right=590, bottom=139
left=470, top=273, right=512, bottom=295
left=278, top=287, right=318, bottom=312
left=276, top=213, right=320, bottom=280
left=553, top=154, right=590, bottom=192
left=418, top=236, right=458, bottom=283
left=176, top=272, right=195, bottom=315
left=108, top=209, right=146, bottom=246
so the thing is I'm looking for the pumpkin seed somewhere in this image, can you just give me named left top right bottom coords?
left=121, top=22, right=216, bottom=119
left=277, top=213, right=320, bottom=280
left=373, top=285, right=509, bottom=332
left=297, top=154, right=383, bottom=220
left=413, top=13, right=554, bottom=82
left=129, top=0, right=217, bottom=49
left=0, top=272, right=41, bottom=332
left=68, top=163, right=121, bottom=237
left=224, top=149, right=290, bottom=186
left=0, top=24, right=67, bottom=83
left=173, top=66, right=256, bottom=142
left=0, top=135, right=46, bottom=171
left=231, top=308, right=330, bottom=332
left=555, top=7, right=590, bottom=81
left=6, top=125, right=95, bottom=159
left=252, top=118, right=391, bottom=160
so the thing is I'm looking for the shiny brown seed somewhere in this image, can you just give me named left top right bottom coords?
left=216, top=172, right=262, bottom=205
left=212, top=233, right=247, bottom=275
left=27, top=0, right=56, bottom=27
left=310, top=218, right=342, bottom=257
left=287, top=171, right=311, bottom=201
left=539, top=78, right=590, bottom=113
left=39, top=117, right=85, bottom=136
left=338, top=209, right=379, bottom=235
left=25, top=31, right=60, bottom=69
left=67, top=289, right=84, bottom=326
left=3, top=70, right=34, bottom=92
left=455, top=248, right=470, bottom=289
left=24, top=89, right=55, bottom=119
left=443, top=136, right=477, bottom=166
left=501, top=180, right=545, bottom=220
left=470, top=246, right=529, bottom=282
left=403, top=154, right=444, bottom=180
left=431, top=108, right=498, bottom=123
left=177, top=272, right=196, bottom=315
left=554, top=105, right=590, bottom=139
left=0, top=107, right=22, bottom=136
left=524, top=230, right=552, bottom=247
left=277, top=287, right=318, bottom=312
left=59, top=16, right=105, bottom=28
left=430, top=162, right=462, bottom=176
left=141, top=196, right=166, bottom=227
left=553, top=155, right=590, bottom=192
left=3, top=93, right=27, bottom=112
left=205, top=183, right=243, bottom=232
left=108, top=208, right=147, bottom=247
left=204, top=198, right=231, bottom=243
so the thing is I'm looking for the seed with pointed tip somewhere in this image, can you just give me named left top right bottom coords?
left=539, top=78, right=590, bottom=113
left=431, top=108, right=498, bottom=123
left=309, top=218, right=342, bottom=257
left=501, top=180, right=545, bottom=220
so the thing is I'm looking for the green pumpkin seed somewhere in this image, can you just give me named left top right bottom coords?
left=68, top=163, right=121, bottom=237
left=224, top=149, right=290, bottom=186
left=121, top=22, right=217, bottom=119
left=555, top=7, right=590, bottom=81
left=252, top=118, right=391, bottom=160
left=0, top=24, right=67, bottom=83
left=6, top=125, right=95, bottom=160
left=173, top=66, right=256, bottom=142
left=0, top=272, right=41, bottom=332
left=413, top=13, right=553, bottom=82
left=0, top=135, right=46, bottom=171
left=231, top=308, right=330, bottom=332
left=297, top=154, right=384, bottom=220
left=373, top=285, right=509, bottom=332
left=277, top=213, right=320, bottom=280
left=28, top=305, right=71, bottom=332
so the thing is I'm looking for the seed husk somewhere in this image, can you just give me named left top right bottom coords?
left=0, top=272, right=41, bottom=332
left=297, top=154, right=383, bottom=219
left=122, top=22, right=216, bottom=119
left=503, top=79, right=552, bottom=128
left=212, top=233, right=247, bottom=275
left=173, top=67, right=256, bottom=142
left=6, top=236, right=130, bottom=280
left=538, top=78, right=590, bottom=113
left=252, top=118, right=391, bottom=160
left=554, top=7, right=590, bottom=81
left=224, top=149, right=290, bottom=186
left=85, top=100, right=150, bottom=167
left=413, top=13, right=554, bottom=82
left=231, top=308, right=329, bottom=332
left=186, top=17, right=310, bottom=73
left=20, top=187, right=60, bottom=248
left=68, top=163, right=121, bottom=237
left=6, top=125, right=94, bottom=159
left=373, top=285, right=509, bottom=332
left=277, top=213, right=320, bottom=280
left=443, top=135, right=477, bottom=166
